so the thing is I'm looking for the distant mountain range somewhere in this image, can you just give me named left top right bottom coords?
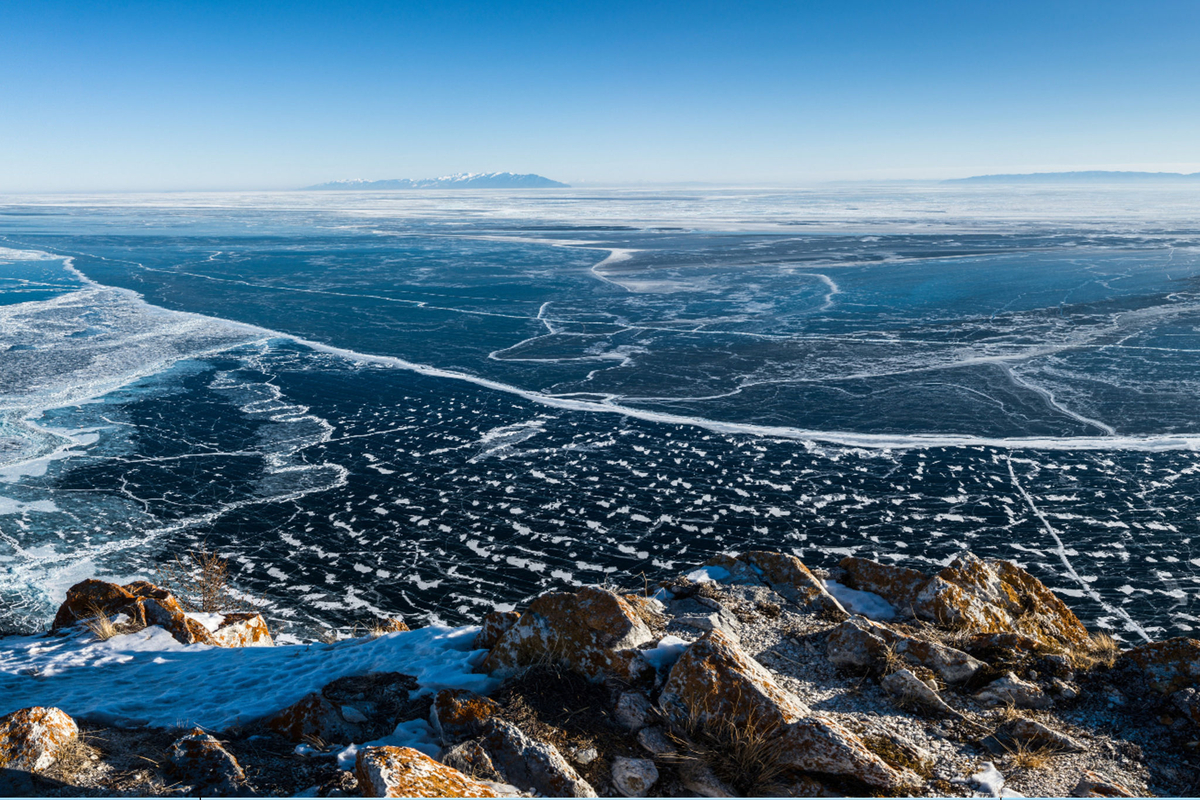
left=948, top=170, right=1200, bottom=184
left=304, top=172, right=569, bottom=190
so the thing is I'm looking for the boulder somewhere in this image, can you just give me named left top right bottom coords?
left=1171, top=687, right=1200, bottom=725
left=355, top=745, right=499, bottom=798
left=671, top=596, right=743, bottom=640
left=825, top=616, right=983, bottom=683
left=777, top=716, right=921, bottom=791
left=610, top=756, right=659, bottom=797
left=211, top=613, right=274, bottom=647
left=51, top=578, right=221, bottom=646
left=912, top=554, right=1088, bottom=648
left=678, top=761, right=736, bottom=798
left=635, top=726, right=676, bottom=756
left=983, top=718, right=1085, bottom=755
left=473, top=611, right=520, bottom=651
left=169, top=728, right=247, bottom=794
left=973, top=672, right=1053, bottom=709
left=0, top=707, right=79, bottom=773
left=430, top=689, right=499, bottom=744
left=480, top=586, right=653, bottom=683
left=267, top=692, right=362, bottom=744
left=737, top=551, right=846, bottom=616
left=880, top=669, right=961, bottom=717
left=441, top=740, right=504, bottom=784
left=1070, top=770, right=1136, bottom=798
left=658, top=630, right=918, bottom=791
left=1120, top=637, right=1200, bottom=694
left=613, top=691, right=656, bottom=732
left=839, top=557, right=930, bottom=612
left=659, top=629, right=811, bottom=733
left=478, top=719, right=596, bottom=797
left=52, top=579, right=139, bottom=630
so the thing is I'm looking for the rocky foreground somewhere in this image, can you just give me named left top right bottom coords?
left=2, top=551, right=1200, bottom=797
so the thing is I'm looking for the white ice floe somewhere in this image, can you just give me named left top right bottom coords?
left=823, top=579, right=896, bottom=621
left=0, top=623, right=494, bottom=730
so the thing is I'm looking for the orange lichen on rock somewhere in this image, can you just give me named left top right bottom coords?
left=480, top=586, right=653, bottom=682
left=266, top=692, right=361, bottom=744
left=659, top=629, right=809, bottom=733
left=839, top=556, right=930, bottom=612
left=51, top=578, right=222, bottom=646
left=1120, top=637, right=1200, bottom=694
left=913, top=553, right=1089, bottom=647
left=473, top=610, right=519, bottom=651
left=355, top=745, right=499, bottom=798
left=430, top=688, right=499, bottom=742
left=0, top=706, right=79, bottom=773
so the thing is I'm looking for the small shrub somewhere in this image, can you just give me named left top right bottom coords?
left=154, top=543, right=249, bottom=613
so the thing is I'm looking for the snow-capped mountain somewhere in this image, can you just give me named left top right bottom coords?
left=304, top=172, right=569, bottom=190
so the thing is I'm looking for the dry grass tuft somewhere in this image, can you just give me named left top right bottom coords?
left=1067, top=632, right=1122, bottom=672
left=666, top=690, right=790, bottom=796
left=83, top=601, right=120, bottom=641
left=155, top=543, right=251, bottom=613
left=1003, top=739, right=1058, bottom=772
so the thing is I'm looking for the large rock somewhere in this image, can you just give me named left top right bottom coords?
left=210, top=613, right=274, bottom=647
left=880, top=669, right=961, bottom=717
left=825, top=615, right=983, bottom=683
left=478, top=719, right=596, bottom=797
left=430, top=689, right=499, bottom=743
left=267, top=692, right=362, bottom=744
left=1120, top=638, right=1200, bottom=694
left=355, top=745, right=499, bottom=798
left=0, top=707, right=79, bottom=773
left=776, top=716, right=921, bottom=791
left=974, top=672, right=1053, bottom=709
left=659, top=630, right=918, bottom=791
left=737, top=551, right=846, bottom=616
left=52, top=578, right=220, bottom=646
left=169, top=728, right=247, bottom=794
left=912, top=553, right=1089, bottom=648
left=480, top=586, right=653, bottom=682
left=839, top=557, right=930, bottom=612
left=473, top=611, right=520, bottom=651
left=611, top=756, right=659, bottom=797
left=659, top=629, right=811, bottom=733
left=983, top=718, right=1085, bottom=755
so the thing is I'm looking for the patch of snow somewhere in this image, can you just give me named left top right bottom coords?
left=969, top=761, right=1007, bottom=797
left=186, top=612, right=226, bottom=632
left=823, top=579, right=896, bottom=620
left=642, top=635, right=690, bottom=672
left=684, top=565, right=730, bottom=584
left=337, top=717, right=440, bottom=769
left=0, top=624, right=494, bottom=730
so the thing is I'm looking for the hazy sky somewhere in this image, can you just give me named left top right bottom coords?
left=3, top=1, right=1199, bottom=191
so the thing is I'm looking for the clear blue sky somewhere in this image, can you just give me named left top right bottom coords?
left=3, top=1, right=1199, bottom=191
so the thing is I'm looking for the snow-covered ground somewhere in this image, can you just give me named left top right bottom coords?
left=0, top=624, right=495, bottom=729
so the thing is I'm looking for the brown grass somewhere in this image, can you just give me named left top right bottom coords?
left=665, top=689, right=790, bottom=796
left=1067, top=632, right=1122, bottom=672
left=155, top=543, right=251, bottom=613
left=1003, top=739, right=1058, bottom=772
left=83, top=601, right=120, bottom=641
